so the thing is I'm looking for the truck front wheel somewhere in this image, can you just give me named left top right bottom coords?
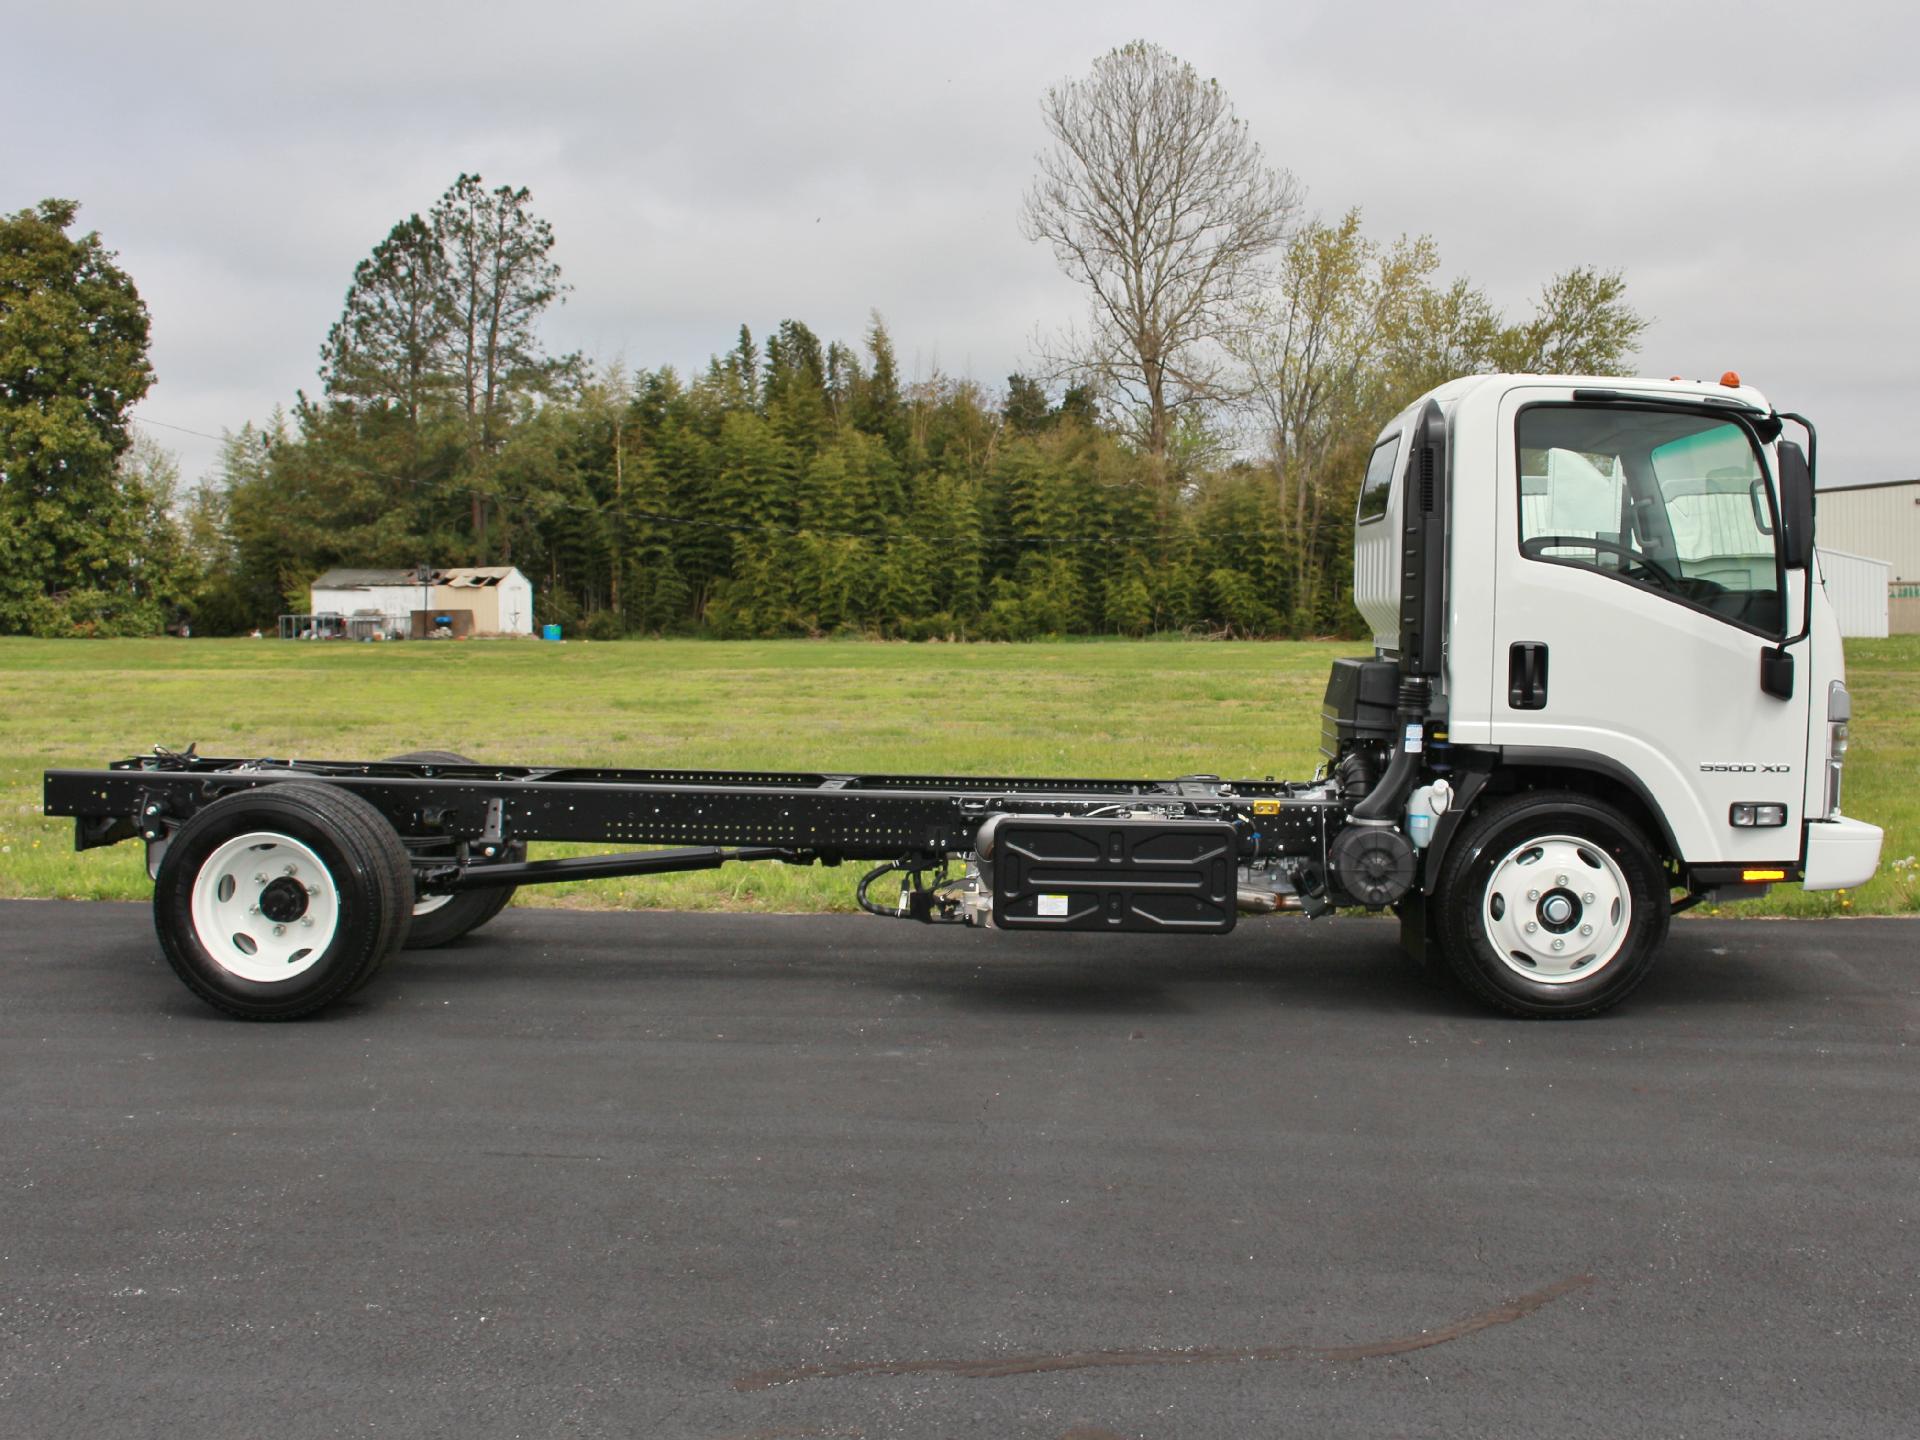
left=1430, top=789, right=1668, bottom=1019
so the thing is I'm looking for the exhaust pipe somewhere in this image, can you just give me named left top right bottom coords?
left=1237, top=889, right=1304, bottom=914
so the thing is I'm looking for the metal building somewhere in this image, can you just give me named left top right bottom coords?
left=1816, top=480, right=1920, bottom=582
left=1817, top=549, right=1890, bottom=638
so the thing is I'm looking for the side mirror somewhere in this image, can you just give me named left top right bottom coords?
left=1776, top=440, right=1815, bottom=571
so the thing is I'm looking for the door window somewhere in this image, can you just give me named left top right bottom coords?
left=1516, top=405, right=1784, bottom=634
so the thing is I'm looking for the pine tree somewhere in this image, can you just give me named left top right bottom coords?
left=851, top=313, right=905, bottom=453
left=318, top=214, right=451, bottom=434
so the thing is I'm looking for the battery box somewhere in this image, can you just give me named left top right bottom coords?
left=988, top=815, right=1238, bottom=933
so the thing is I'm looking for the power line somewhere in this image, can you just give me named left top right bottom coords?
left=131, top=415, right=230, bottom=444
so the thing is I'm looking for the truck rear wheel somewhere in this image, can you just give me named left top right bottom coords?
left=1430, top=789, right=1668, bottom=1019
left=385, top=751, right=523, bottom=949
left=153, top=783, right=413, bottom=1020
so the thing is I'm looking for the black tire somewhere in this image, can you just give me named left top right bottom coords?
left=154, top=783, right=413, bottom=1020
left=1429, top=789, right=1669, bottom=1019
left=384, top=750, right=522, bottom=949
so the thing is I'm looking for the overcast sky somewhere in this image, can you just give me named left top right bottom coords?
left=7, top=0, right=1915, bottom=488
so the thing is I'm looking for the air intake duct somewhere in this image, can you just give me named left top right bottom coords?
left=1348, top=677, right=1429, bottom=824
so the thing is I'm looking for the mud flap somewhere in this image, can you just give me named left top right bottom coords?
left=1397, top=890, right=1428, bottom=959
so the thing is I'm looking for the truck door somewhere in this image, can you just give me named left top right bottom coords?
left=1488, top=387, right=1811, bottom=867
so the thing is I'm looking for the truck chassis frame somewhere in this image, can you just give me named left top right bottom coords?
left=46, top=749, right=1348, bottom=928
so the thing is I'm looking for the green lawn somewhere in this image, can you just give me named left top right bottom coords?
left=1, top=635, right=1914, bottom=917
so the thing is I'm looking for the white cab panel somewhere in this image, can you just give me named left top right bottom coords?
left=1485, top=382, right=1811, bottom=865
left=1352, top=426, right=1408, bottom=649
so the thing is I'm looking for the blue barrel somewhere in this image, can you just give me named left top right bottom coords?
left=542, top=623, right=561, bottom=642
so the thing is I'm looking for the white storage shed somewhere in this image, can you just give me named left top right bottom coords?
left=309, top=570, right=435, bottom=632
left=307, top=567, right=536, bottom=637
left=439, top=567, right=535, bottom=636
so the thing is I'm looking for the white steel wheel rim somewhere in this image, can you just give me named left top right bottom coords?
left=189, top=832, right=340, bottom=983
left=1482, top=834, right=1631, bottom=985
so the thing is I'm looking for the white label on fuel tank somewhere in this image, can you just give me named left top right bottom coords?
left=1038, top=894, right=1069, bottom=917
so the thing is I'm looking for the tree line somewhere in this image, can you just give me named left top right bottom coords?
left=1, top=43, right=1646, bottom=640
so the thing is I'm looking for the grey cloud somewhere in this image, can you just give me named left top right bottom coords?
left=5, top=0, right=1911, bottom=486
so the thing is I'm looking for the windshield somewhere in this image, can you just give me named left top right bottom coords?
left=1517, top=405, right=1784, bottom=635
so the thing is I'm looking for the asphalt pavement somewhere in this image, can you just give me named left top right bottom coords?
left=2, top=899, right=1916, bottom=1439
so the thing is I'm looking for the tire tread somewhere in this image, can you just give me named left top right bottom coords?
left=1430, top=787, right=1668, bottom=1020
left=154, top=783, right=413, bottom=1020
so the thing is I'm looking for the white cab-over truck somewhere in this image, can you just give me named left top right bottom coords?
left=44, top=373, right=1882, bottom=1021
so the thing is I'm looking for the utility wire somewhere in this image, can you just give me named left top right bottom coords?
left=131, top=415, right=230, bottom=444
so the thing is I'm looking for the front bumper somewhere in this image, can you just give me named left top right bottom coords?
left=1802, top=816, right=1884, bottom=891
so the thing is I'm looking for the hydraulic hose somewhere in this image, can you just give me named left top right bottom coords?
left=856, top=861, right=911, bottom=918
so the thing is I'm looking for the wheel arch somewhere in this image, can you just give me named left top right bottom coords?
left=1422, top=748, right=1680, bottom=896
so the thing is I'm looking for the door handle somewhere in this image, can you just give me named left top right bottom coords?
left=1509, top=642, right=1549, bottom=710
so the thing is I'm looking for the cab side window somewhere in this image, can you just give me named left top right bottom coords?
left=1517, top=405, right=1784, bottom=635
left=1356, top=436, right=1399, bottom=523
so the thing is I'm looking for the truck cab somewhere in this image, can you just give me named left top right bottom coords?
left=1330, top=373, right=1882, bottom=1014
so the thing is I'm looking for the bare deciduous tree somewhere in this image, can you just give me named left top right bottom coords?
left=1023, top=42, right=1298, bottom=461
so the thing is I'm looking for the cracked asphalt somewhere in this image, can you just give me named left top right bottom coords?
left=2, top=900, right=1916, bottom=1438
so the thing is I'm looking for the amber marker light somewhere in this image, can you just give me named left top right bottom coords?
left=1721, top=370, right=1742, bottom=387
left=1741, top=868, right=1788, bottom=882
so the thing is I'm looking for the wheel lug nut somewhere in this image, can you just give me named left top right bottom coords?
left=1525, top=921, right=1538, bottom=933
left=302, top=916, right=314, bottom=927
left=1556, top=874, right=1569, bottom=886
left=306, top=884, right=319, bottom=896
left=1580, top=923, right=1593, bottom=936
left=248, top=905, right=261, bottom=915
left=254, top=873, right=269, bottom=885
left=273, top=924, right=285, bottom=937
left=1527, top=889, right=1540, bottom=901
left=1551, top=938, right=1565, bottom=952
left=283, top=864, right=298, bottom=876
left=1583, top=892, right=1595, bottom=904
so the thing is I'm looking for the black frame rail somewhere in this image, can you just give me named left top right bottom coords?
left=45, top=753, right=1345, bottom=888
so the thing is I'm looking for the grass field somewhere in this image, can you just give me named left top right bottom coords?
left=1, top=636, right=1914, bottom=917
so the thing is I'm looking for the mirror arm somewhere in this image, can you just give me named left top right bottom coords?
left=1758, top=412, right=1816, bottom=699
left=1778, top=411, right=1818, bottom=481
left=1776, top=413, right=1818, bottom=647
